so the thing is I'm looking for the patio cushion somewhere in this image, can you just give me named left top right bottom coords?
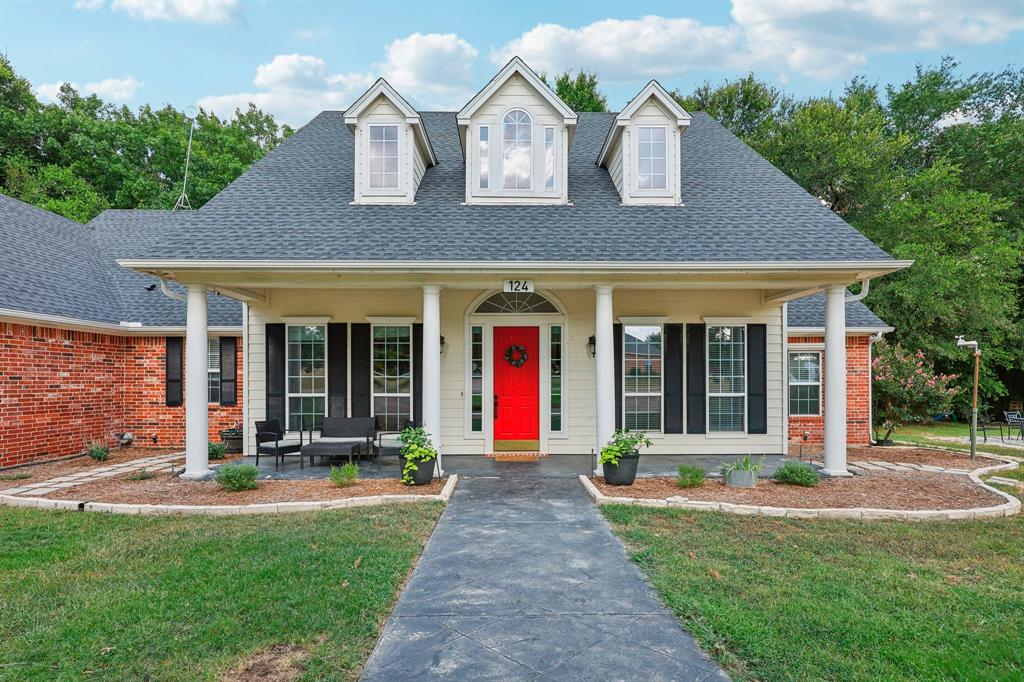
left=257, top=438, right=301, bottom=452
left=315, top=436, right=366, bottom=444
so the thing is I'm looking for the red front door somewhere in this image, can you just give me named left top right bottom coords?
left=493, top=326, right=540, bottom=450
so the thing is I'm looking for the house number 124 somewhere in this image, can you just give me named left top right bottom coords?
left=504, top=280, right=533, bottom=293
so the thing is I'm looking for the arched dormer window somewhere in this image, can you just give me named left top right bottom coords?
left=502, top=109, right=532, bottom=190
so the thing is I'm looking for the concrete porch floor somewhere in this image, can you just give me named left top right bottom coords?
left=244, top=453, right=788, bottom=480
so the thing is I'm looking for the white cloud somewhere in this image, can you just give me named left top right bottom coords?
left=36, top=76, right=142, bottom=102
left=494, top=1, right=1024, bottom=82
left=74, top=0, right=243, bottom=24
left=199, top=33, right=479, bottom=125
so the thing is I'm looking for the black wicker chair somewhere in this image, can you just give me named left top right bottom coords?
left=254, top=419, right=304, bottom=468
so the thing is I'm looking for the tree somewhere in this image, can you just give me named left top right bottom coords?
left=872, top=340, right=959, bottom=441
left=0, top=56, right=292, bottom=223
left=672, top=74, right=792, bottom=149
left=541, top=70, right=607, bottom=112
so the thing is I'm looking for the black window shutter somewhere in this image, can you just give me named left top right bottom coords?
left=219, top=336, right=237, bottom=406
left=685, top=324, right=706, bottom=434
left=664, top=324, right=684, bottom=433
left=747, top=324, right=768, bottom=434
left=412, top=323, right=423, bottom=426
left=327, top=323, right=347, bottom=417
left=265, top=324, right=286, bottom=428
left=350, top=323, right=371, bottom=417
left=165, top=337, right=183, bottom=407
left=613, top=323, right=623, bottom=430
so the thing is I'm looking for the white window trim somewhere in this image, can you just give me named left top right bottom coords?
left=501, top=108, right=534, bottom=192
left=622, top=324, right=665, bottom=435
left=364, top=123, right=403, bottom=196
left=370, top=323, right=415, bottom=431
left=788, top=350, right=823, bottom=417
left=284, top=323, right=329, bottom=434
left=705, top=323, right=748, bottom=437
left=207, top=337, right=221, bottom=405
left=478, top=125, right=490, bottom=191
left=632, top=124, right=672, bottom=196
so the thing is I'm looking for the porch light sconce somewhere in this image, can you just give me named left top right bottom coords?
left=587, top=335, right=597, bottom=358
left=440, top=335, right=446, bottom=355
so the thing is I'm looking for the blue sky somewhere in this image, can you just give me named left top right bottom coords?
left=2, top=0, right=1022, bottom=126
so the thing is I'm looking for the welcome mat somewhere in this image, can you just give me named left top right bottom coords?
left=485, top=452, right=547, bottom=462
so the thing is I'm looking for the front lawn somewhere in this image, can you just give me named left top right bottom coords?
left=894, top=422, right=1024, bottom=459
left=0, top=503, right=442, bottom=681
left=605, top=506, right=1024, bottom=681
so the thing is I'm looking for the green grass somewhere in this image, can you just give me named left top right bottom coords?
left=0, top=503, right=442, bottom=681
left=894, top=422, right=1024, bottom=459
left=604, top=506, right=1024, bottom=681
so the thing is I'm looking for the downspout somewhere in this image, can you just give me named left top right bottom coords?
left=845, top=278, right=870, bottom=303
left=158, top=278, right=188, bottom=303
left=868, top=329, right=885, bottom=444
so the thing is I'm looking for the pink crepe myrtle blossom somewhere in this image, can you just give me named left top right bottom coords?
left=872, top=340, right=960, bottom=442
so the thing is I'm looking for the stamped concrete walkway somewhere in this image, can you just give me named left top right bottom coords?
left=361, top=472, right=728, bottom=681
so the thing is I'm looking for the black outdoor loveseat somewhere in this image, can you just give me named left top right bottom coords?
left=254, top=417, right=412, bottom=469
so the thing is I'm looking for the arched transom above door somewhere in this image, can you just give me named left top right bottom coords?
left=473, top=291, right=559, bottom=314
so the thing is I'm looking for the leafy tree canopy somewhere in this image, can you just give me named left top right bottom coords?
left=0, top=54, right=292, bottom=223
left=541, top=70, right=608, bottom=112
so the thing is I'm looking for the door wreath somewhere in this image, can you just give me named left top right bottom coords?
left=504, top=344, right=528, bottom=368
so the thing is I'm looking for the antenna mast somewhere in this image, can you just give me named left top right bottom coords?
left=173, top=106, right=198, bottom=211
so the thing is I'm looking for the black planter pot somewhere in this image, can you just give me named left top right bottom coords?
left=603, top=452, right=640, bottom=486
left=219, top=432, right=243, bottom=454
left=403, top=456, right=436, bottom=486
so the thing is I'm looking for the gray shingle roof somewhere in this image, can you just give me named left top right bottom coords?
left=119, top=111, right=896, bottom=263
left=787, top=294, right=890, bottom=330
left=0, top=195, right=240, bottom=329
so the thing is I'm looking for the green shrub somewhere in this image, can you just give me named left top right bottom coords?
left=86, top=442, right=110, bottom=461
left=600, top=428, right=654, bottom=466
left=399, top=426, right=438, bottom=485
left=208, top=441, right=228, bottom=460
left=128, top=469, right=155, bottom=481
left=330, top=463, right=360, bottom=487
left=676, top=463, right=706, bottom=488
left=214, top=464, right=259, bottom=492
left=0, top=472, right=32, bottom=481
left=773, top=461, right=821, bottom=487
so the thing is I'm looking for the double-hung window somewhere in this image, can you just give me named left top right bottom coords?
left=502, top=109, right=532, bottom=190
left=789, top=351, right=822, bottom=416
left=636, top=126, right=667, bottom=190
left=623, top=325, right=662, bottom=431
left=287, top=325, right=327, bottom=431
left=368, top=124, right=399, bottom=189
left=707, top=325, right=746, bottom=432
left=372, top=325, right=412, bottom=431
left=207, top=338, right=220, bottom=404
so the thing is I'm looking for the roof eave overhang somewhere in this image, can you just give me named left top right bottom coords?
left=0, top=308, right=241, bottom=336
left=119, top=258, right=913, bottom=277
left=788, top=326, right=894, bottom=336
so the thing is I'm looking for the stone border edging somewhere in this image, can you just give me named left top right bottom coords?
left=579, top=459, right=1021, bottom=521
left=0, top=475, right=458, bottom=516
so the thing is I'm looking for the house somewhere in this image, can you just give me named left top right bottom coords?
left=0, top=57, right=906, bottom=476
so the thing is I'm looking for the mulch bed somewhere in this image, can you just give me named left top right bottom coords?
left=0, top=447, right=188, bottom=491
left=796, top=445, right=997, bottom=470
left=593, top=471, right=1004, bottom=510
left=39, top=471, right=445, bottom=505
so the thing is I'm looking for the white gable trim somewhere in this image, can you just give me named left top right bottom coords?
left=597, top=80, right=691, bottom=168
left=457, top=56, right=578, bottom=126
left=345, top=78, right=437, bottom=166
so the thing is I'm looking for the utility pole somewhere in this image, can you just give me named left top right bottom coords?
left=956, top=336, right=980, bottom=461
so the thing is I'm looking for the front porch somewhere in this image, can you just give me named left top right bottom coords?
left=140, top=267, right=884, bottom=480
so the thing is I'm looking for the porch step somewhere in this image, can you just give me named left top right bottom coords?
left=486, top=452, right=547, bottom=462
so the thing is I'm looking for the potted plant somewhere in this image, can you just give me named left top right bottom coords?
left=720, top=455, right=764, bottom=488
left=600, top=429, right=653, bottom=486
left=399, top=425, right=438, bottom=486
left=219, top=425, right=244, bottom=454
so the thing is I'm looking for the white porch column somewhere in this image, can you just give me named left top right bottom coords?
left=182, top=284, right=210, bottom=479
left=422, top=285, right=443, bottom=474
left=823, top=284, right=850, bottom=476
left=595, top=285, right=615, bottom=475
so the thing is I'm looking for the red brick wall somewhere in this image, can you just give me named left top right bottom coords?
left=787, top=335, right=872, bottom=445
left=0, top=322, right=242, bottom=467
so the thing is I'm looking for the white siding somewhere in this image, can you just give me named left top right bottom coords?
left=246, top=285, right=785, bottom=456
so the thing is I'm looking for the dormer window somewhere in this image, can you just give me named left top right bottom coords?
left=636, top=126, right=667, bottom=191
left=502, top=109, right=533, bottom=190
left=478, top=126, right=490, bottom=189
left=369, top=124, right=399, bottom=190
